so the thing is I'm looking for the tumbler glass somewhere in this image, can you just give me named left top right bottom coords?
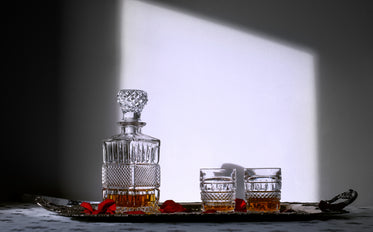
left=200, top=168, right=236, bottom=212
left=244, top=168, right=282, bottom=212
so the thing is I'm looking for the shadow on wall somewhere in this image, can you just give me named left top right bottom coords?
left=57, top=0, right=122, bottom=201
left=149, top=0, right=373, bottom=206
left=4, top=1, right=61, bottom=201
left=221, top=163, right=245, bottom=200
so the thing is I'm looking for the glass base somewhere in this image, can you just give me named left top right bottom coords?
left=202, top=202, right=235, bottom=212
left=246, top=197, right=280, bottom=212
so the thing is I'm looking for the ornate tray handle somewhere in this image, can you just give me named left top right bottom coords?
left=318, top=189, right=358, bottom=212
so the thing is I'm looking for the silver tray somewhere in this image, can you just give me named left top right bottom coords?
left=35, top=192, right=356, bottom=222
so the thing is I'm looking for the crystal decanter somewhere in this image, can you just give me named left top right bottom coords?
left=102, top=89, right=160, bottom=213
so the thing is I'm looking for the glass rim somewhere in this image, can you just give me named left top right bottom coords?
left=200, top=168, right=236, bottom=171
left=200, top=168, right=237, bottom=180
left=244, top=167, right=281, bottom=179
left=244, top=167, right=281, bottom=170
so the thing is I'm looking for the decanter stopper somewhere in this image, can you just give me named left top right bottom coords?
left=117, top=89, right=148, bottom=122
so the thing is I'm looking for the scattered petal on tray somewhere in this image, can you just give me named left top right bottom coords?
left=160, top=200, right=187, bottom=213
left=235, top=198, right=247, bottom=212
left=80, top=199, right=116, bottom=215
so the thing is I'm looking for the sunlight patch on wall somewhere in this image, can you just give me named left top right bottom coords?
left=120, top=0, right=317, bottom=202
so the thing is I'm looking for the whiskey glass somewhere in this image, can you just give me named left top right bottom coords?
left=244, top=168, right=282, bottom=212
left=200, top=168, right=236, bottom=212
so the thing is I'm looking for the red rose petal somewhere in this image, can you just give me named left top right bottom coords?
left=83, top=209, right=92, bottom=214
left=160, top=205, right=175, bottom=213
left=93, top=199, right=116, bottom=214
left=92, top=210, right=100, bottom=215
left=160, top=200, right=187, bottom=213
left=80, top=202, right=93, bottom=214
left=97, top=199, right=115, bottom=213
left=106, top=203, right=116, bottom=215
left=235, top=198, right=247, bottom=212
left=160, top=200, right=176, bottom=209
left=81, top=199, right=116, bottom=215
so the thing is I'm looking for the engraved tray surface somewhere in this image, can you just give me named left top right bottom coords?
left=35, top=196, right=350, bottom=222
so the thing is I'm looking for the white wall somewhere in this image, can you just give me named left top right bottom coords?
left=121, top=0, right=317, bottom=202
left=127, top=0, right=373, bottom=205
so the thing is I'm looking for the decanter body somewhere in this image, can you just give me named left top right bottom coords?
left=102, top=90, right=160, bottom=213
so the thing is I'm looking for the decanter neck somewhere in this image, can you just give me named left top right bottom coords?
left=119, top=121, right=146, bottom=134
left=122, top=111, right=141, bottom=122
